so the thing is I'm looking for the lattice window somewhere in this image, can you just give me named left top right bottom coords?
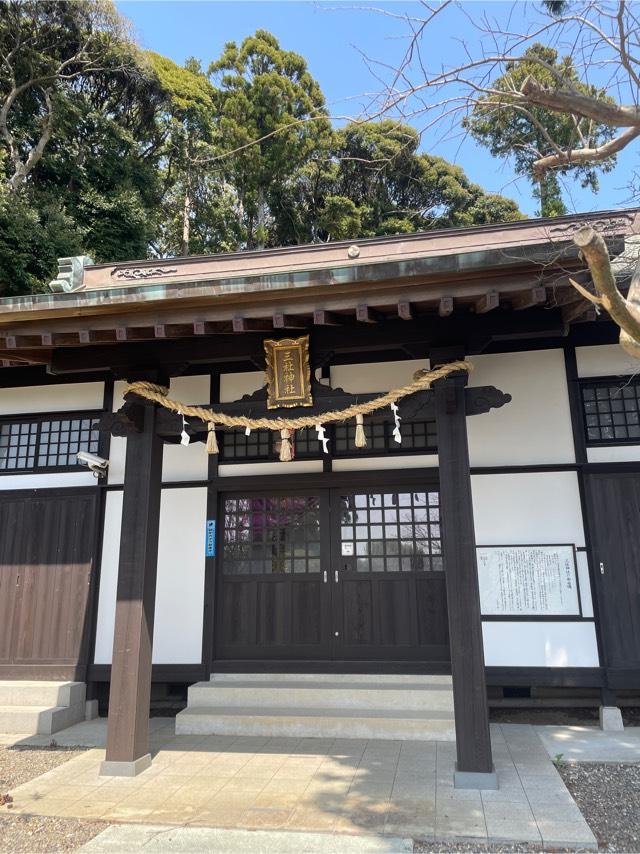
left=0, top=414, right=101, bottom=472
left=338, top=490, right=442, bottom=573
left=222, top=495, right=321, bottom=575
left=581, top=379, right=640, bottom=444
left=220, top=420, right=437, bottom=462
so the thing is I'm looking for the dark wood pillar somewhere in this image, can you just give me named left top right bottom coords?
left=100, top=396, right=163, bottom=777
left=434, top=361, right=497, bottom=789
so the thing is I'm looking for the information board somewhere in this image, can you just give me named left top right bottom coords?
left=477, top=545, right=580, bottom=616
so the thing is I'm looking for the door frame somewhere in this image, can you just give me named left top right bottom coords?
left=210, top=467, right=444, bottom=671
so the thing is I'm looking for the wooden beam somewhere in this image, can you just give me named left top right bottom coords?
left=313, top=309, right=345, bottom=326
left=474, top=291, right=499, bottom=314
left=439, top=297, right=454, bottom=318
left=433, top=360, right=496, bottom=784
left=356, top=304, right=384, bottom=323
left=273, top=311, right=306, bottom=329
left=397, top=301, right=414, bottom=321
left=511, top=286, right=546, bottom=311
left=101, top=394, right=164, bottom=777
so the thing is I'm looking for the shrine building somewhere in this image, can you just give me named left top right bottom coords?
left=1, top=208, right=639, bottom=785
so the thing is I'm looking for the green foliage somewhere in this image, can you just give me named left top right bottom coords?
left=0, top=15, right=524, bottom=297
left=464, top=44, right=615, bottom=217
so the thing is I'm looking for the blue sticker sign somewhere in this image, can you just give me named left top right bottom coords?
left=205, top=520, right=216, bottom=557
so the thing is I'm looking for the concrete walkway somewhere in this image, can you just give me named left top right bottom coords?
left=536, top=724, right=640, bottom=763
left=78, top=825, right=413, bottom=853
left=3, top=721, right=596, bottom=849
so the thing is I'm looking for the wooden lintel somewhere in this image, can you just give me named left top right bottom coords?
left=356, top=304, right=384, bottom=323
left=512, top=286, right=547, bottom=311
left=439, top=297, right=454, bottom=318
left=273, top=312, right=306, bottom=329
left=474, top=292, right=499, bottom=314
left=397, top=301, right=414, bottom=321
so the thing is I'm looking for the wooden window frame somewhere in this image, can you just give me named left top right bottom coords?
left=579, top=376, right=640, bottom=447
left=0, top=409, right=104, bottom=475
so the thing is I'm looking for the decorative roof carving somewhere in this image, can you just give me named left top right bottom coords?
left=548, top=214, right=635, bottom=238
left=111, top=267, right=178, bottom=281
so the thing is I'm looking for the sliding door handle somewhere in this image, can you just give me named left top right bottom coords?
left=323, top=570, right=328, bottom=583
left=334, top=570, right=339, bottom=583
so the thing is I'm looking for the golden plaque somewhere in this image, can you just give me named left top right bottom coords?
left=264, top=335, right=313, bottom=409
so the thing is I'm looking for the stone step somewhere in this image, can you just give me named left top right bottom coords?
left=210, top=672, right=452, bottom=685
left=0, top=680, right=85, bottom=708
left=0, top=702, right=85, bottom=735
left=188, top=678, right=454, bottom=713
left=175, top=706, right=456, bottom=741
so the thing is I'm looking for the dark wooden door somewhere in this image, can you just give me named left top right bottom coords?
left=216, top=492, right=332, bottom=660
left=587, top=473, right=640, bottom=672
left=330, top=488, right=449, bottom=662
left=0, top=489, right=99, bottom=675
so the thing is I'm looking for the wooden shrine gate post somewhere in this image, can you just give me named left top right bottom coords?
left=100, top=389, right=164, bottom=777
left=433, top=354, right=498, bottom=789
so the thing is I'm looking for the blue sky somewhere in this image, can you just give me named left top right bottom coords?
left=117, top=1, right=636, bottom=218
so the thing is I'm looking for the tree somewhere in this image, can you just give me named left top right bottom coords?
left=209, top=29, right=332, bottom=248
left=269, top=120, right=522, bottom=245
left=464, top=44, right=615, bottom=217
left=0, top=0, right=138, bottom=191
left=374, top=1, right=640, bottom=197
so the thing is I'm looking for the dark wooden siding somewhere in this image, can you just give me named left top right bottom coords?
left=0, top=489, right=99, bottom=675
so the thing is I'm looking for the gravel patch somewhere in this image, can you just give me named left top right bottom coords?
left=0, top=744, right=106, bottom=853
left=559, top=762, right=640, bottom=852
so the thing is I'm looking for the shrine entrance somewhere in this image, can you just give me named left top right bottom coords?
left=215, top=483, right=449, bottom=666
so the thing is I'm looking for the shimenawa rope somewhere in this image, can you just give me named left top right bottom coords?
left=126, top=360, right=472, bottom=460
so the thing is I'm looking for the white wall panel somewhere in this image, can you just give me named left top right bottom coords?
left=0, top=472, right=96, bottom=490
left=482, top=622, right=599, bottom=667
left=220, top=370, right=264, bottom=402
left=153, top=487, right=207, bottom=664
left=161, top=376, right=210, bottom=483
left=93, top=491, right=123, bottom=664
left=472, top=472, right=585, bottom=547
left=93, top=487, right=208, bottom=665
left=0, top=381, right=104, bottom=415
left=576, top=343, right=639, bottom=378
left=332, top=455, right=438, bottom=472
left=587, top=445, right=640, bottom=463
left=467, top=350, right=574, bottom=466
left=576, top=551, right=594, bottom=618
left=108, top=376, right=210, bottom=484
left=331, top=359, right=428, bottom=394
left=218, top=460, right=323, bottom=477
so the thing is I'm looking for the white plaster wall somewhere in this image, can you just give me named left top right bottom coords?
left=472, top=472, right=585, bottom=547
left=0, top=472, right=96, bottom=490
left=153, top=487, right=207, bottom=663
left=108, top=376, right=210, bottom=484
left=482, top=622, right=599, bottom=667
left=218, top=460, right=323, bottom=477
left=0, top=382, right=104, bottom=415
left=93, top=490, right=123, bottom=664
left=576, top=551, right=594, bottom=618
left=332, top=455, right=438, bottom=472
left=576, top=343, right=640, bottom=378
left=220, top=370, right=264, bottom=403
left=467, top=350, right=574, bottom=466
left=331, top=359, right=428, bottom=394
left=586, top=445, right=640, bottom=463
left=93, top=486, right=208, bottom=665
left=161, top=375, right=210, bottom=483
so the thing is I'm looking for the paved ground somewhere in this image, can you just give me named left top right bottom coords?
left=535, top=724, right=640, bottom=763
left=2, top=722, right=596, bottom=849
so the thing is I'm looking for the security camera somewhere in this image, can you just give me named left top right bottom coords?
left=77, top=451, right=109, bottom=479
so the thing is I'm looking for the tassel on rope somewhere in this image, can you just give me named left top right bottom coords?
left=279, top=428, right=293, bottom=462
left=206, top=422, right=219, bottom=455
left=354, top=413, right=367, bottom=448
